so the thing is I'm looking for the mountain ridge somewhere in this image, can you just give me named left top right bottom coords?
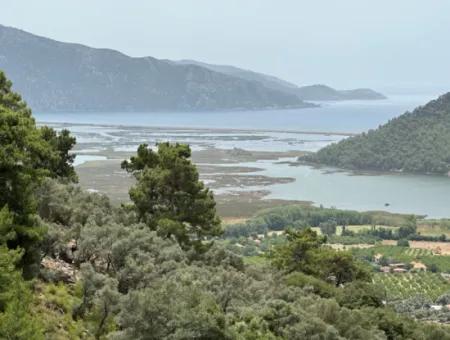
left=175, top=60, right=386, bottom=101
left=0, top=24, right=312, bottom=112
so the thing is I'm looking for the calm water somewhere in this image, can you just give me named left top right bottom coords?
left=211, top=159, right=450, bottom=219
left=35, top=94, right=450, bottom=218
left=265, top=163, right=450, bottom=219
left=35, top=94, right=435, bottom=133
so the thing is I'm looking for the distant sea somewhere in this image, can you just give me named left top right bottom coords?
left=34, top=94, right=437, bottom=133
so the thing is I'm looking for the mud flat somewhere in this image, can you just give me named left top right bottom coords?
left=76, top=147, right=304, bottom=218
left=60, top=123, right=336, bottom=219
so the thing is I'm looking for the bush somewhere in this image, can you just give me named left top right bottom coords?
left=397, top=239, right=410, bottom=247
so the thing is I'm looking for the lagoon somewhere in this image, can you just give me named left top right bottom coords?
left=35, top=93, right=450, bottom=218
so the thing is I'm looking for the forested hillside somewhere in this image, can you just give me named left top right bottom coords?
left=1, top=71, right=449, bottom=339
left=303, top=93, right=450, bottom=174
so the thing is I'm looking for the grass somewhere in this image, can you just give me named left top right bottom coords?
left=32, top=282, right=91, bottom=339
left=373, top=272, right=450, bottom=301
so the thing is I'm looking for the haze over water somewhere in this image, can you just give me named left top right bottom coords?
left=35, top=94, right=435, bottom=133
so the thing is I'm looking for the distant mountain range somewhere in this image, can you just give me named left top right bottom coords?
left=175, top=60, right=386, bottom=102
left=303, top=93, right=450, bottom=175
left=0, top=24, right=384, bottom=112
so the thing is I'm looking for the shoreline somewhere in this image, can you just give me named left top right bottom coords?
left=37, top=120, right=357, bottom=137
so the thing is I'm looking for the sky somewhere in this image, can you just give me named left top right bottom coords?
left=1, top=0, right=450, bottom=93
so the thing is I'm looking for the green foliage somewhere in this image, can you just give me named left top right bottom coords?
left=122, top=143, right=222, bottom=250
left=225, top=204, right=406, bottom=239
left=30, top=177, right=450, bottom=339
left=373, top=272, right=450, bottom=301
left=353, top=245, right=450, bottom=273
left=0, top=71, right=31, bottom=115
left=36, top=178, right=114, bottom=228
left=398, top=215, right=417, bottom=239
left=271, top=228, right=325, bottom=273
left=40, top=126, right=78, bottom=182
left=79, top=264, right=120, bottom=338
left=271, top=228, right=370, bottom=286
left=397, top=239, right=410, bottom=247
left=339, top=281, right=386, bottom=309
left=114, top=282, right=227, bottom=340
left=0, top=74, right=445, bottom=339
left=328, top=233, right=379, bottom=245
left=226, top=204, right=375, bottom=238
left=394, top=295, right=450, bottom=324
left=353, top=245, right=412, bottom=263
left=33, top=282, right=91, bottom=339
left=305, top=93, right=450, bottom=174
left=319, top=220, right=337, bottom=236
left=0, top=246, right=44, bottom=339
left=0, top=71, right=76, bottom=276
left=284, top=272, right=338, bottom=298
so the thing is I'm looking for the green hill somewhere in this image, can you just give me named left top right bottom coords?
left=303, top=93, right=450, bottom=174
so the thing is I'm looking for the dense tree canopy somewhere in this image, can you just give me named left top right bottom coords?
left=304, top=93, right=450, bottom=174
left=122, top=143, right=222, bottom=250
left=223, top=204, right=403, bottom=238
left=271, top=228, right=370, bottom=286
left=0, top=71, right=76, bottom=276
left=31, top=182, right=450, bottom=339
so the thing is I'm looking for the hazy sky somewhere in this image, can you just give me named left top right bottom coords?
left=1, top=0, right=450, bottom=92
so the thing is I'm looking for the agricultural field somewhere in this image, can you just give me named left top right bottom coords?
left=353, top=245, right=450, bottom=273
left=404, top=248, right=433, bottom=257
left=374, top=272, right=450, bottom=301
left=382, top=240, right=450, bottom=255
left=354, top=245, right=410, bottom=261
